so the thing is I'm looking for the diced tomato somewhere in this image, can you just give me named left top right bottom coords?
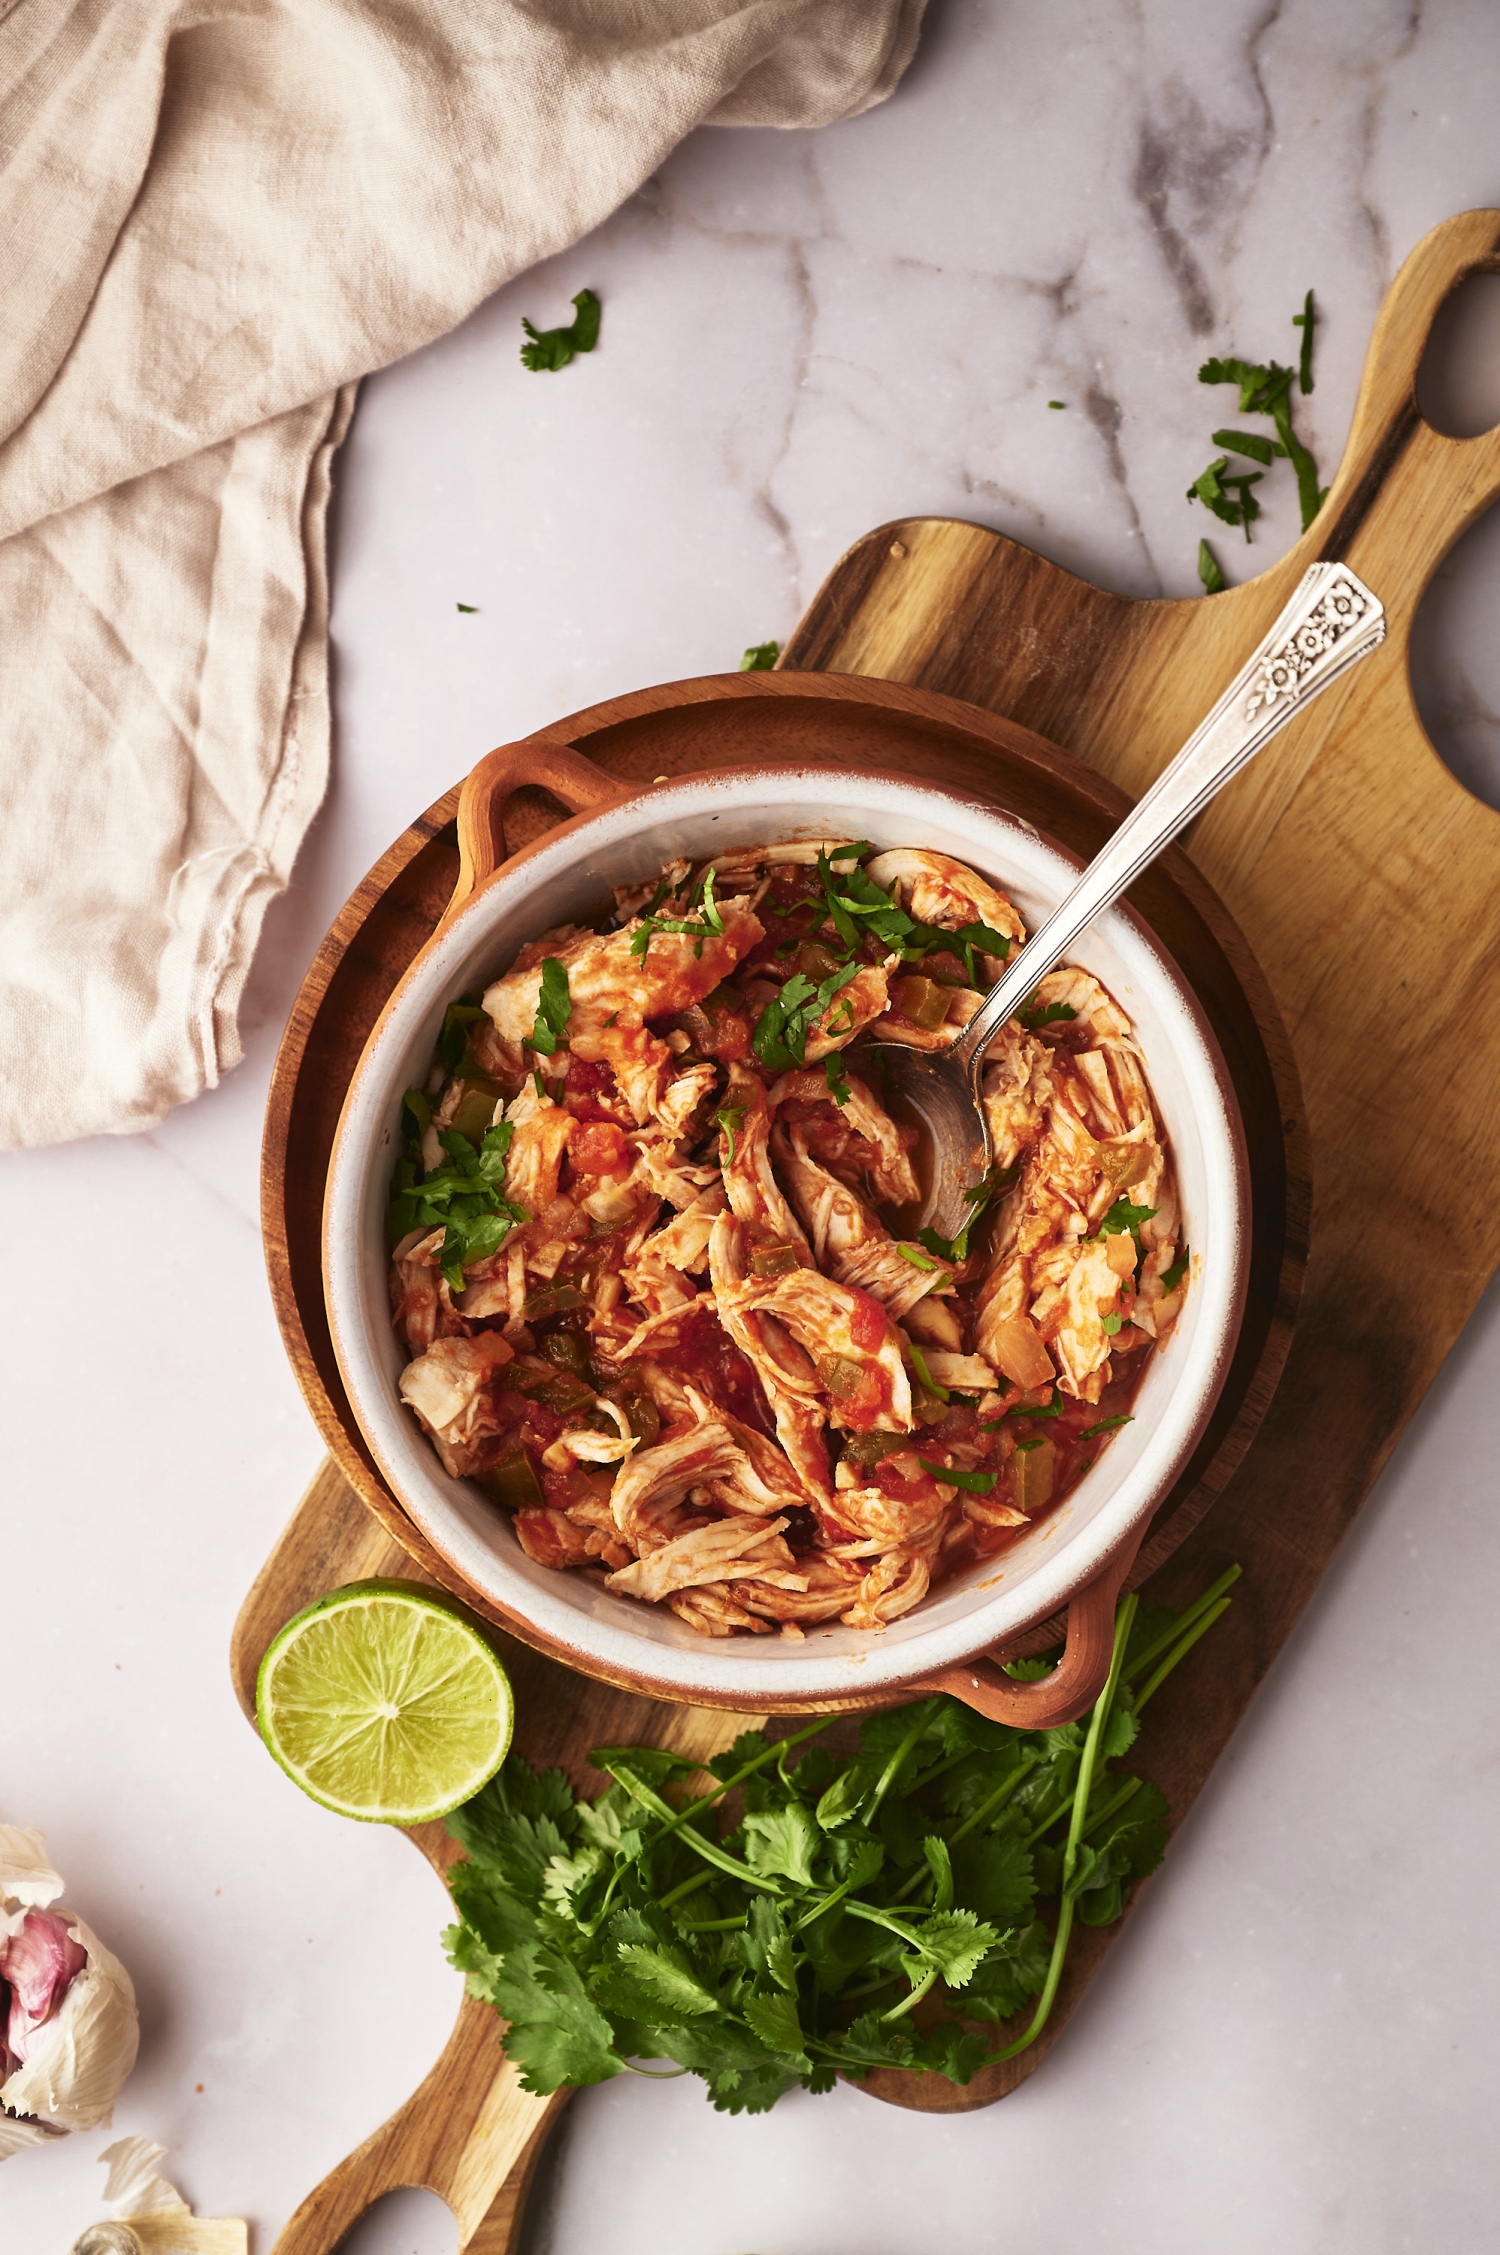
left=571, top=1121, right=630, bottom=1176
left=845, top=1287, right=888, bottom=1352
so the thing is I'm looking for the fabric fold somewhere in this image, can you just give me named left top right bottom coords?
left=0, top=0, right=923, bottom=1147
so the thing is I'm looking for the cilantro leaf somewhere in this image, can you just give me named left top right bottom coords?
left=743, top=1989, right=810, bottom=2062
left=613, top=1944, right=720, bottom=2019
left=714, top=1104, right=746, bottom=1162
left=739, top=641, right=780, bottom=671
left=1160, top=1243, right=1190, bottom=1293
left=743, top=1804, right=821, bottom=1887
left=520, top=287, right=601, bottom=372
left=751, top=963, right=860, bottom=1072
left=530, top=957, right=572, bottom=1056
left=824, top=1051, right=852, bottom=1106
left=1081, top=1413, right=1133, bottom=1440
left=1292, top=286, right=1317, bottom=394
left=1020, top=996, right=1079, bottom=1032
left=1197, top=538, right=1227, bottom=596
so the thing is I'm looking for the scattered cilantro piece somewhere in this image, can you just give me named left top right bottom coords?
left=1159, top=1244, right=1190, bottom=1294
left=457, top=602, right=478, bottom=614
left=1211, top=427, right=1276, bottom=465
left=1020, top=996, right=1079, bottom=1032
left=442, top=1581, right=1235, bottom=2110
left=824, top=1051, right=852, bottom=1106
left=714, top=1104, right=746, bottom=1164
left=1007, top=1392, right=1064, bottom=1421
left=1102, top=1311, right=1124, bottom=1336
left=739, top=641, right=780, bottom=671
left=1080, top=1414, right=1133, bottom=1439
left=1187, top=453, right=1264, bottom=541
left=1292, top=287, right=1317, bottom=394
left=520, top=287, right=601, bottom=372
left=751, top=963, right=860, bottom=1073
left=630, top=867, right=726, bottom=964
left=1047, top=399, right=1065, bottom=409
left=529, top=958, right=572, bottom=1057
left=1014, top=1437, right=1045, bottom=1454
left=917, top=1162, right=1016, bottom=1265
left=897, top=1244, right=938, bottom=1273
left=1197, top=538, right=1227, bottom=595
left=1097, top=1196, right=1157, bottom=1255
left=917, top=1459, right=997, bottom=1494
left=907, top=1341, right=949, bottom=1403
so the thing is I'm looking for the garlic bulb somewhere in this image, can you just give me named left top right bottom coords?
left=0, top=1825, right=139, bottom=2154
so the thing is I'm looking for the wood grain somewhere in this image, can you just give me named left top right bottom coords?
left=239, top=202, right=1500, bottom=2242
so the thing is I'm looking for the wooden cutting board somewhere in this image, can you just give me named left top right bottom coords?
left=236, top=208, right=1500, bottom=2250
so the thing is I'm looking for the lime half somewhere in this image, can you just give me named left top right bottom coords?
left=256, top=1579, right=513, bottom=1824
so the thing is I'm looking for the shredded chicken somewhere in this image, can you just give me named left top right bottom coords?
left=390, top=837, right=1187, bottom=1635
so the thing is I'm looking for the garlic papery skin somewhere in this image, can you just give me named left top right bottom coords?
left=69, top=2137, right=248, bottom=2255
left=0, top=1826, right=139, bottom=2149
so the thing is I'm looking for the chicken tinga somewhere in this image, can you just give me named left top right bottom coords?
left=386, top=842, right=1191, bottom=1637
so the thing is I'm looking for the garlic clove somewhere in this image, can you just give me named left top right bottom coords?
left=1, top=1910, right=138, bottom=2133
left=4, top=1910, right=88, bottom=2062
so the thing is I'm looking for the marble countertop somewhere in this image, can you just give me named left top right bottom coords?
left=8, top=3, right=1500, bottom=2248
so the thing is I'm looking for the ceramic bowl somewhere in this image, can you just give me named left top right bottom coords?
left=323, top=761, right=1249, bottom=1716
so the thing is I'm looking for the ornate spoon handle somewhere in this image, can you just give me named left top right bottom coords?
left=953, top=561, right=1385, bottom=1099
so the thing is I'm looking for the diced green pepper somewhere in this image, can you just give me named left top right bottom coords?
left=749, top=1243, right=800, bottom=1279
left=1013, top=1435, right=1057, bottom=1515
left=795, top=940, right=848, bottom=981
left=448, top=1077, right=503, bottom=1146
left=840, top=1430, right=905, bottom=1469
left=523, top=1281, right=585, bottom=1321
left=475, top=1446, right=544, bottom=1512
left=817, top=1352, right=866, bottom=1399
left=540, top=1330, right=593, bottom=1378
left=618, top=1392, right=662, bottom=1448
left=891, top=975, right=949, bottom=1032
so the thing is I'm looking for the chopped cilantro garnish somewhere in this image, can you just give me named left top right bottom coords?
left=917, top=1459, right=997, bottom=1493
left=1019, top=996, right=1078, bottom=1032
left=1013, top=1437, right=1045, bottom=1454
left=917, top=1162, right=1016, bottom=1264
left=1102, top=1311, right=1124, bottom=1336
left=437, top=998, right=485, bottom=1076
left=739, top=641, right=780, bottom=671
left=1197, top=539, right=1227, bottom=596
left=386, top=1121, right=526, bottom=1289
left=1211, top=427, right=1276, bottom=465
left=630, top=865, right=725, bottom=963
left=751, top=963, right=860, bottom=1072
left=813, top=850, right=1010, bottom=985
left=520, top=288, right=600, bottom=372
left=907, top=1342, right=948, bottom=1402
left=1291, top=288, right=1317, bottom=394
left=1047, top=399, right=1065, bottom=409
left=1080, top=1414, right=1134, bottom=1440
left=1097, top=1196, right=1157, bottom=1252
left=1187, top=453, right=1263, bottom=540
left=714, top=1104, right=746, bottom=1163
left=824, top=1051, right=852, bottom=1106
left=1007, top=1392, right=1064, bottom=1421
left=897, top=1244, right=939, bottom=1273
left=1160, top=1244, right=1190, bottom=1294
left=530, top=958, right=572, bottom=1056
left=456, top=602, right=478, bottom=614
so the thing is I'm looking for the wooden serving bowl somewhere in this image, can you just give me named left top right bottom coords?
left=265, top=673, right=1304, bottom=1720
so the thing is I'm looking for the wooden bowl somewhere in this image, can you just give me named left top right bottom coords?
left=263, top=672, right=1307, bottom=1715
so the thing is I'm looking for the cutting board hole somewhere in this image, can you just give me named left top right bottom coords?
left=1416, top=271, right=1500, bottom=438
left=1409, top=500, right=1500, bottom=814
left=335, top=2187, right=458, bottom=2255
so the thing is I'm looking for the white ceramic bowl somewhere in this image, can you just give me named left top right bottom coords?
left=324, top=765, right=1249, bottom=1709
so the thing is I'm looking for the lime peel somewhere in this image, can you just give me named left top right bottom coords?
left=255, top=1579, right=513, bottom=1825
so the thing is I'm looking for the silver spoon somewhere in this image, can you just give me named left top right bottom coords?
left=869, top=560, right=1386, bottom=1241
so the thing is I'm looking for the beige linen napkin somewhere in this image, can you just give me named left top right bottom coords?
left=0, top=0, right=923, bottom=1148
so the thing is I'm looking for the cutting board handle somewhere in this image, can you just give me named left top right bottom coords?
left=444, top=737, right=631, bottom=925
left=269, top=1994, right=563, bottom=2255
left=1317, top=208, right=1500, bottom=610
left=908, top=1526, right=1143, bottom=1729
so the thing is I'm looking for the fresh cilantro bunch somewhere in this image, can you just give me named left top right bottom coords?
left=386, top=1107, right=525, bottom=1291
left=442, top=1573, right=1239, bottom=2112
left=520, top=288, right=601, bottom=372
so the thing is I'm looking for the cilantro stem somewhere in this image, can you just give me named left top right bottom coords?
left=601, top=1767, right=782, bottom=1896
left=984, top=1596, right=1136, bottom=2064
left=676, top=1914, right=748, bottom=1932
left=1133, top=1597, right=1233, bottom=1710
left=882, top=1967, right=939, bottom=2022
left=619, top=2058, right=690, bottom=2079
left=666, top=1718, right=836, bottom=1838
left=866, top=1709, right=936, bottom=1824
left=1121, top=1563, right=1241, bottom=1688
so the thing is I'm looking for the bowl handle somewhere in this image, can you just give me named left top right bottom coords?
left=906, top=1525, right=1144, bottom=1730
left=445, top=737, right=631, bottom=924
